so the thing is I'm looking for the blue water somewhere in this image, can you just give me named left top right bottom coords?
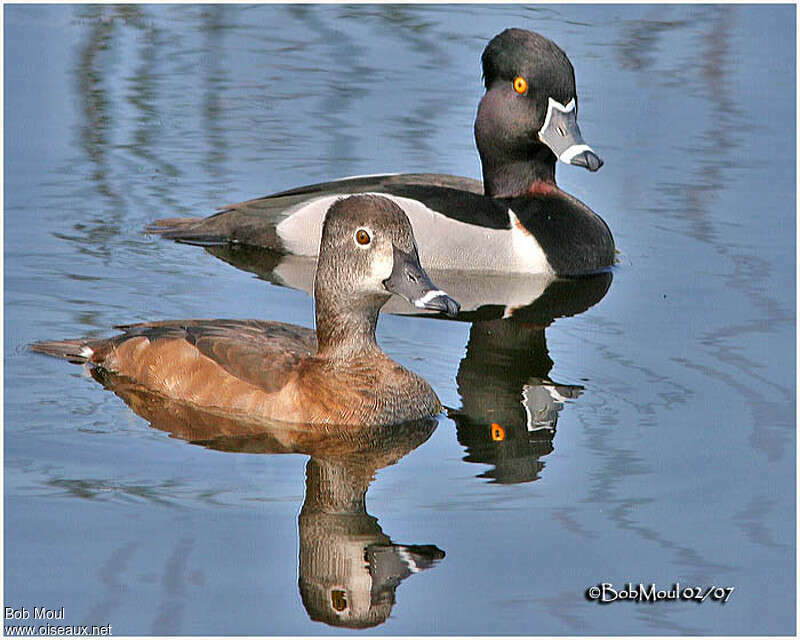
left=4, top=4, right=795, bottom=635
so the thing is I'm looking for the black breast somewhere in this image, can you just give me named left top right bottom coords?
left=507, top=191, right=615, bottom=275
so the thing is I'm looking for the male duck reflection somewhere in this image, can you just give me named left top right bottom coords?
left=150, top=28, right=614, bottom=276
left=33, top=195, right=459, bottom=425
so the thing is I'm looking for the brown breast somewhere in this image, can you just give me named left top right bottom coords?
left=282, top=353, right=443, bottom=425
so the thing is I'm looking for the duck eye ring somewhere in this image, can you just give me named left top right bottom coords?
left=513, top=76, right=528, bottom=95
left=355, top=228, right=371, bottom=246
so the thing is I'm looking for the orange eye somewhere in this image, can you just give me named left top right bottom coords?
left=355, top=229, right=371, bottom=245
left=491, top=423, right=506, bottom=441
left=513, top=76, right=528, bottom=95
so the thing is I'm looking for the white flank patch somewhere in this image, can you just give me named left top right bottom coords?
left=275, top=196, right=334, bottom=255
left=276, top=193, right=553, bottom=273
left=507, top=209, right=552, bottom=274
left=79, top=346, right=94, bottom=359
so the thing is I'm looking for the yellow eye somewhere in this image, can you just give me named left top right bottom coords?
left=513, top=76, right=528, bottom=95
left=355, top=229, right=371, bottom=245
left=491, top=423, right=506, bottom=441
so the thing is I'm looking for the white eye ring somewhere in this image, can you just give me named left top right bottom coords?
left=354, top=227, right=372, bottom=248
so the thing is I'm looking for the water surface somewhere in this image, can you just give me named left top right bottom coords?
left=4, top=4, right=795, bottom=635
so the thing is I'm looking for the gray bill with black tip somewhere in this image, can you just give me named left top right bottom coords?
left=383, top=245, right=460, bottom=316
left=538, top=97, right=603, bottom=172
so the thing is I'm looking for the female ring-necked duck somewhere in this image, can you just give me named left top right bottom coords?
left=33, top=195, right=460, bottom=426
left=150, top=28, right=614, bottom=276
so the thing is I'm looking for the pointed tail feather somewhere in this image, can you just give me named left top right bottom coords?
left=144, top=218, right=231, bottom=246
left=145, top=217, right=197, bottom=234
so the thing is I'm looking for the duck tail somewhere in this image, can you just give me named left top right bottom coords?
left=30, top=339, right=94, bottom=364
left=144, top=216, right=233, bottom=246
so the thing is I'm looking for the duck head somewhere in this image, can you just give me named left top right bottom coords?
left=475, top=28, right=603, bottom=197
left=314, top=195, right=459, bottom=355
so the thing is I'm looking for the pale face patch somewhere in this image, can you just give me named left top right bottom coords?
left=369, top=240, right=395, bottom=284
left=396, top=547, right=422, bottom=574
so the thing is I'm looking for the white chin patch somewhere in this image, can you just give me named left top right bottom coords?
left=413, top=289, right=447, bottom=308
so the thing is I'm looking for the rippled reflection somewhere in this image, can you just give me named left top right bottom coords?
left=7, top=3, right=795, bottom=635
left=86, top=367, right=443, bottom=629
left=201, top=246, right=612, bottom=483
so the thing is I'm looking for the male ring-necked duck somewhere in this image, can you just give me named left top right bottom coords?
left=150, top=28, right=614, bottom=276
left=33, top=195, right=460, bottom=426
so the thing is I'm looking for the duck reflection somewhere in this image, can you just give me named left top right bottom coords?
left=202, top=244, right=563, bottom=318
left=298, top=456, right=443, bottom=628
left=90, top=369, right=444, bottom=629
left=195, top=246, right=612, bottom=484
left=451, top=274, right=611, bottom=483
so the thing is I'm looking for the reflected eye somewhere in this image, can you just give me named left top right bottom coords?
left=355, top=228, right=371, bottom=246
left=331, top=589, right=348, bottom=612
left=491, top=423, right=506, bottom=441
left=513, top=76, right=528, bottom=95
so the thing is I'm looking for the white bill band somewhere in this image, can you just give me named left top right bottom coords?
left=559, top=143, right=593, bottom=164
left=414, top=289, right=448, bottom=308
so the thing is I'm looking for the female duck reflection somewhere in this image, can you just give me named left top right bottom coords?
left=80, top=377, right=445, bottom=629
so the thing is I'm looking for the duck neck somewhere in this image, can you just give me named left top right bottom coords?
left=482, top=146, right=557, bottom=198
left=302, top=458, right=372, bottom=514
left=314, top=293, right=384, bottom=361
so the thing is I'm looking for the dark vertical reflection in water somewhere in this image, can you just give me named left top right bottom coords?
left=285, top=5, right=365, bottom=165
left=565, top=10, right=794, bottom=631
left=125, top=6, right=183, bottom=212
left=201, top=6, right=228, bottom=180
left=298, top=454, right=444, bottom=629
left=341, top=4, right=456, bottom=156
left=617, top=6, right=738, bottom=243
left=618, top=7, right=793, bottom=461
left=447, top=273, right=613, bottom=484
left=75, top=6, right=125, bottom=227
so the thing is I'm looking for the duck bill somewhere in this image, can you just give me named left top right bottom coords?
left=538, top=97, right=603, bottom=172
left=383, top=245, right=460, bottom=316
